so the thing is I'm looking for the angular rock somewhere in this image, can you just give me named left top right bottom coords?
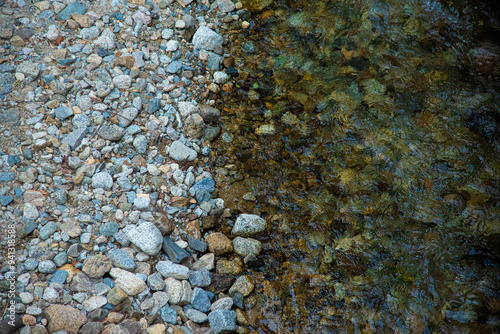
left=61, top=126, right=88, bottom=150
left=208, top=309, right=236, bottom=334
left=192, top=26, right=223, bottom=52
left=162, top=236, right=190, bottom=263
left=191, top=287, right=211, bottom=313
left=198, top=104, right=221, bottom=123
left=126, top=221, right=163, bottom=255
left=109, top=249, right=136, bottom=271
left=229, top=275, right=254, bottom=297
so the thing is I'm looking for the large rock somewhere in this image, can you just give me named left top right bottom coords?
left=44, top=304, right=87, bottom=333
left=192, top=26, right=223, bottom=51
left=56, top=2, right=87, bottom=20
left=168, top=140, right=197, bottom=161
left=126, top=221, right=163, bottom=255
left=232, top=214, right=267, bottom=237
left=109, top=268, right=147, bottom=296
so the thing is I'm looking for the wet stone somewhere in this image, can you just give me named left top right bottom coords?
left=232, top=214, right=267, bottom=237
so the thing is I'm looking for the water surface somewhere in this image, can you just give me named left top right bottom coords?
left=216, top=0, right=500, bottom=332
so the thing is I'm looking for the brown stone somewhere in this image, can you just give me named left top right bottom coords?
left=45, top=304, right=87, bottom=334
left=73, top=172, right=84, bottom=185
left=235, top=309, right=249, bottom=326
left=10, top=35, right=25, bottom=47
left=171, top=326, right=187, bottom=334
left=216, top=259, right=242, bottom=275
left=201, top=216, right=219, bottom=229
left=185, top=220, right=201, bottom=240
left=107, top=312, right=125, bottom=323
left=82, top=254, right=112, bottom=278
left=22, top=314, right=36, bottom=325
left=156, top=215, right=175, bottom=235
left=222, top=83, right=235, bottom=93
left=205, top=232, right=233, bottom=256
left=212, top=273, right=234, bottom=293
left=184, top=113, right=205, bottom=139
left=59, top=264, right=79, bottom=283
left=223, top=57, right=234, bottom=68
left=115, top=56, right=136, bottom=69
left=24, top=190, right=45, bottom=206
left=70, top=13, right=92, bottom=28
left=170, top=196, right=190, bottom=208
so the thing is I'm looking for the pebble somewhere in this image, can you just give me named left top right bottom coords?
left=92, top=171, right=113, bottom=189
left=156, top=260, right=190, bottom=279
left=169, top=140, right=198, bottom=161
left=191, top=287, right=211, bottom=313
left=205, top=232, right=233, bottom=256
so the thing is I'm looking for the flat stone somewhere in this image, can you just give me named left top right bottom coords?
left=169, top=140, right=197, bottom=161
left=211, top=297, right=233, bottom=311
left=193, top=253, right=215, bottom=271
left=117, top=107, right=139, bottom=127
left=156, top=260, right=190, bottom=279
left=61, top=126, right=88, bottom=150
left=57, top=2, right=87, bottom=21
left=185, top=308, right=208, bottom=323
left=97, top=124, right=125, bottom=141
left=162, top=236, right=190, bottom=263
left=82, top=296, right=107, bottom=312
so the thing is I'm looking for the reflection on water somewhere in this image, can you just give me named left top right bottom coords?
left=216, top=0, right=500, bottom=332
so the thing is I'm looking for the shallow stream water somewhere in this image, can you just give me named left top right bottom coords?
left=216, top=0, right=500, bottom=332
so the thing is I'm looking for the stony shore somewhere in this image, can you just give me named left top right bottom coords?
left=0, top=0, right=264, bottom=333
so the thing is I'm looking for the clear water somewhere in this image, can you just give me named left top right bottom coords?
left=216, top=0, right=500, bottom=332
